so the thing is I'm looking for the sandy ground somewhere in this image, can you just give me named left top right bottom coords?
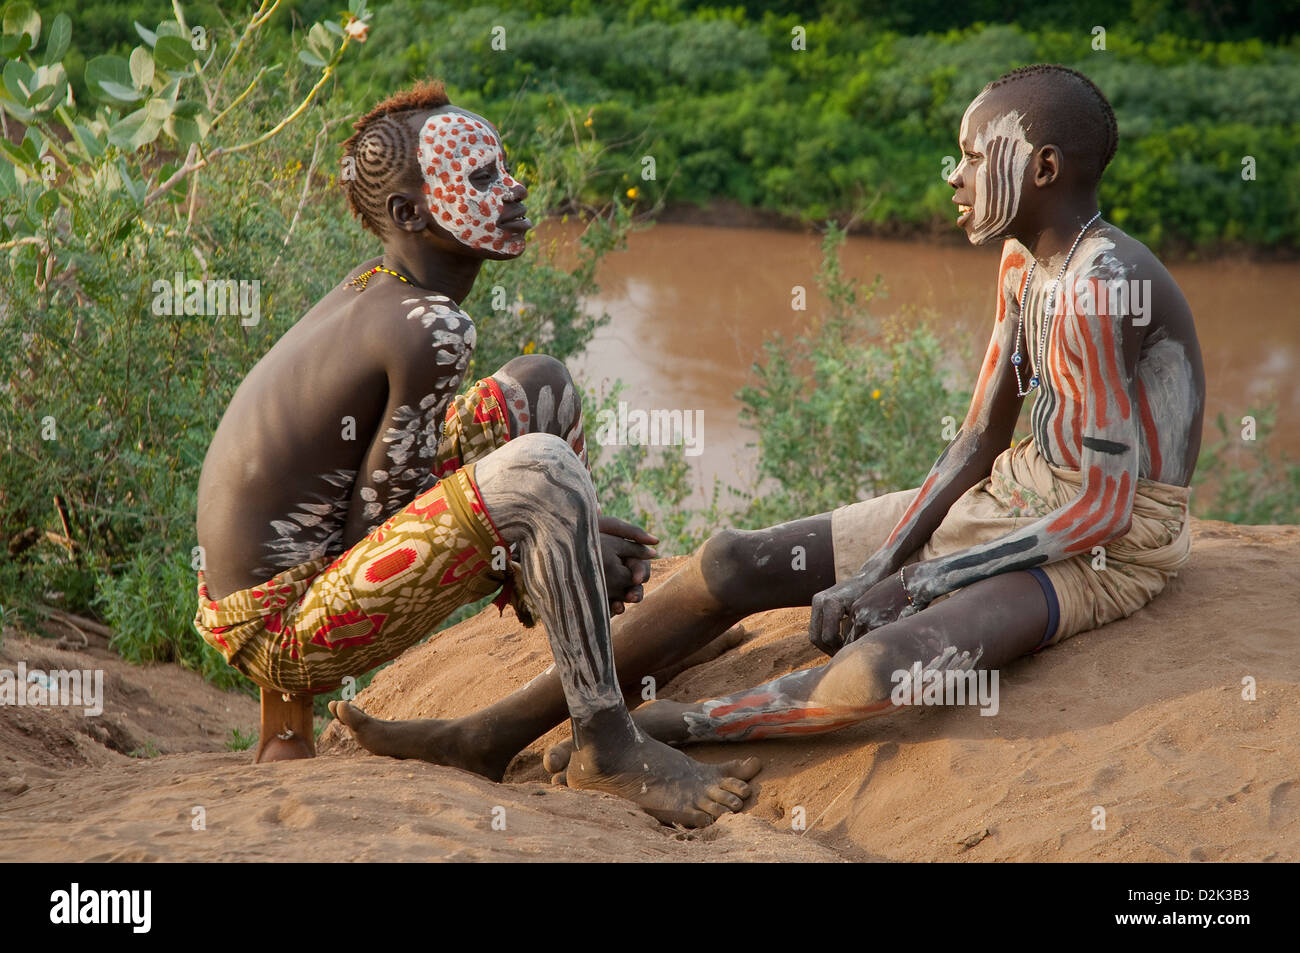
left=1, top=519, right=1296, bottom=862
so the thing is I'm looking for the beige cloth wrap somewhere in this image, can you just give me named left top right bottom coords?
left=830, top=437, right=1191, bottom=645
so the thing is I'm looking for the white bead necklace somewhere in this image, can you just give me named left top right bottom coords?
left=1011, top=211, right=1102, bottom=396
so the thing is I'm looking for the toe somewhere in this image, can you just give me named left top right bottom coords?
left=721, top=624, right=746, bottom=648
left=549, top=770, right=568, bottom=787
left=542, top=740, right=574, bottom=774
left=717, top=776, right=751, bottom=799
left=721, top=756, right=762, bottom=781
left=695, top=797, right=728, bottom=821
left=706, top=784, right=744, bottom=811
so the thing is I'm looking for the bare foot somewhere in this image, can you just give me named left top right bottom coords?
left=328, top=700, right=513, bottom=781
left=566, top=732, right=761, bottom=828
left=544, top=699, right=700, bottom=783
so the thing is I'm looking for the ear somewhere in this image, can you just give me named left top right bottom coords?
left=1033, top=144, right=1063, bottom=188
left=386, top=192, right=429, bottom=233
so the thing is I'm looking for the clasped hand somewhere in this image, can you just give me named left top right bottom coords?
left=808, top=564, right=918, bottom=654
left=598, top=515, right=658, bottom=615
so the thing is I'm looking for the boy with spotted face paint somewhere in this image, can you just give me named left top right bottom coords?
left=193, top=81, right=759, bottom=829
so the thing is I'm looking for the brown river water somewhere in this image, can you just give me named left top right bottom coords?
left=555, top=223, right=1299, bottom=505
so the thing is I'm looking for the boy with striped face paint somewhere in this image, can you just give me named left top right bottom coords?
left=507, top=64, right=1208, bottom=768
left=194, top=81, right=759, bottom=828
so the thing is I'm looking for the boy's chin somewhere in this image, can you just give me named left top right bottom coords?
left=480, top=239, right=528, bottom=261
left=964, top=225, right=1011, bottom=247
left=478, top=248, right=524, bottom=262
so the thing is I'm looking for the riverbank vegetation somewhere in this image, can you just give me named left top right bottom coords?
left=38, top=0, right=1300, bottom=255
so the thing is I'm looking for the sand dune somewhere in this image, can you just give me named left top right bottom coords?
left=2, top=519, right=1296, bottom=861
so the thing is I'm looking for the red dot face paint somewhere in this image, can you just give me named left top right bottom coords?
left=418, top=111, right=526, bottom=254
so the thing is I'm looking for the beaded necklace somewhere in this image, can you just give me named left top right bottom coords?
left=1011, top=211, right=1102, bottom=396
left=348, top=265, right=413, bottom=291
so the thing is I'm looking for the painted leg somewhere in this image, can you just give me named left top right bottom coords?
left=593, top=569, right=1049, bottom=747
left=337, top=433, right=759, bottom=826
left=532, top=515, right=836, bottom=776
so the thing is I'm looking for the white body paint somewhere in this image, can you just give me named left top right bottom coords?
left=417, top=111, right=525, bottom=254
left=967, top=108, right=1033, bottom=245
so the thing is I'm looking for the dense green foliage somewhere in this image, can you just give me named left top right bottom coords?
left=26, top=0, right=1300, bottom=254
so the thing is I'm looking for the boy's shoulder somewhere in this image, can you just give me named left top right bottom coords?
left=335, top=262, right=473, bottom=356
left=1076, top=224, right=1166, bottom=281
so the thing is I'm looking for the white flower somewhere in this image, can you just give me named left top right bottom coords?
left=344, top=16, right=370, bottom=42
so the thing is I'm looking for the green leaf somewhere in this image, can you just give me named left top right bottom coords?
left=0, top=134, right=31, bottom=169
left=306, top=22, right=332, bottom=59
left=27, top=63, right=67, bottom=115
left=72, top=121, right=105, bottom=160
left=129, top=47, right=154, bottom=90
left=297, top=49, right=325, bottom=68
left=153, top=34, right=195, bottom=70
left=0, top=159, right=16, bottom=196
left=114, top=159, right=144, bottom=204
left=41, top=11, right=69, bottom=64
left=155, top=20, right=185, bottom=40
left=133, top=20, right=157, bottom=47
left=165, top=113, right=201, bottom=147
left=107, top=104, right=164, bottom=151
left=24, top=185, right=47, bottom=223
left=0, top=31, right=31, bottom=56
left=98, top=79, right=143, bottom=103
left=156, top=76, right=180, bottom=108
left=34, top=187, right=58, bottom=216
left=145, top=97, right=172, bottom=122
left=85, top=55, right=133, bottom=100
left=26, top=75, right=60, bottom=109
left=1, top=2, right=40, bottom=47
left=323, top=19, right=344, bottom=37
left=2, top=57, right=33, bottom=102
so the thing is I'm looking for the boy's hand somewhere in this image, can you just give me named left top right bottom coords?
left=846, top=574, right=917, bottom=644
left=598, top=516, right=659, bottom=615
left=809, top=562, right=890, bottom=654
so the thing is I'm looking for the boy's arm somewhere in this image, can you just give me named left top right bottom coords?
left=809, top=240, right=1029, bottom=651
left=904, top=273, right=1142, bottom=606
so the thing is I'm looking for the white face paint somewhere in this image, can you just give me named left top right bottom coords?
left=953, top=94, right=1034, bottom=246
left=417, top=111, right=525, bottom=255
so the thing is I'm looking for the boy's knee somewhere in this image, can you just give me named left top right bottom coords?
left=816, top=638, right=906, bottom=707
left=499, top=432, right=590, bottom=496
left=698, top=528, right=759, bottom=607
left=502, top=430, right=576, bottom=467
left=502, top=353, right=573, bottom=392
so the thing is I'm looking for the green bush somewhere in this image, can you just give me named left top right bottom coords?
left=732, top=223, right=971, bottom=528
left=1194, top=408, right=1300, bottom=525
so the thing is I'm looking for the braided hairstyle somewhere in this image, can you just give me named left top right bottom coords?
left=342, top=80, right=452, bottom=237
left=983, top=64, right=1118, bottom=183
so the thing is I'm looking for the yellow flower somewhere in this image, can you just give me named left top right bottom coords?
left=871, top=388, right=881, bottom=400
left=584, top=116, right=594, bottom=128
left=524, top=340, right=536, bottom=354
left=626, top=187, right=639, bottom=200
